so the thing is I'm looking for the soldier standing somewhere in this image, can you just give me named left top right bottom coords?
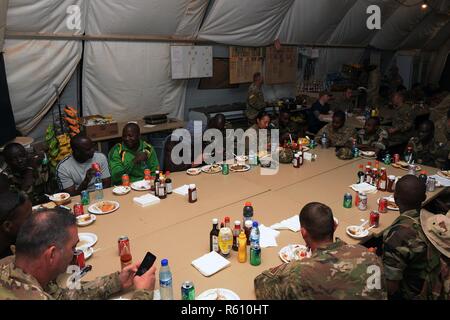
left=245, top=72, right=266, bottom=125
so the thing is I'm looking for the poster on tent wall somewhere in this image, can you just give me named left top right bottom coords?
left=229, top=47, right=263, bottom=84
left=265, top=46, right=297, bottom=85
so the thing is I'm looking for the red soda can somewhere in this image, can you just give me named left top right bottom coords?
left=144, top=169, right=151, bottom=181
left=370, top=211, right=380, bottom=228
left=73, top=249, right=86, bottom=269
left=73, top=203, right=84, bottom=216
left=122, top=174, right=130, bottom=186
left=378, top=198, right=388, bottom=213
left=355, top=191, right=360, bottom=207
left=91, top=162, right=101, bottom=172
left=393, top=154, right=400, bottom=164
left=118, top=236, right=130, bottom=255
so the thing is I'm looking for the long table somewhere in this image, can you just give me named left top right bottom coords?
left=66, top=149, right=445, bottom=299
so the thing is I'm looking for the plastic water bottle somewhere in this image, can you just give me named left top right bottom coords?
left=159, top=259, right=174, bottom=300
left=249, top=221, right=261, bottom=266
left=94, top=172, right=103, bottom=201
left=321, top=133, right=328, bottom=149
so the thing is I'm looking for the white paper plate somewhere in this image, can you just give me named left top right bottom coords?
left=49, top=192, right=71, bottom=204
left=76, top=214, right=97, bottom=227
left=437, top=171, right=450, bottom=179
left=377, top=197, right=399, bottom=211
left=346, top=226, right=370, bottom=239
left=186, top=168, right=201, bottom=176
left=77, top=233, right=98, bottom=251
left=201, top=164, right=222, bottom=174
left=112, top=186, right=131, bottom=195
left=197, top=288, right=240, bottom=300
left=360, top=151, right=376, bottom=157
left=279, top=244, right=311, bottom=263
left=131, top=180, right=151, bottom=191
left=88, top=201, right=120, bottom=215
left=83, top=247, right=94, bottom=260
left=230, top=164, right=251, bottom=172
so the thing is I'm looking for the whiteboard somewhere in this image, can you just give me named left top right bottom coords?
left=170, top=46, right=213, bottom=79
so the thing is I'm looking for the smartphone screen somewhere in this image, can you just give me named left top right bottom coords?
left=135, top=252, right=157, bottom=277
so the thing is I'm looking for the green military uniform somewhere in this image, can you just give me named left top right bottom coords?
left=408, top=137, right=449, bottom=169
left=246, top=83, right=265, bottom=121
left=4, top=165, right=49, bottom=205
left=434, top=117, right=449, bottom=145
left=383, top=209, right=444, bottom=300
left=430, top=93, right=450, bottom=123
left=272, top=118, right=300, bottom=142
left=315, top=123, right=354, bottom=147
left=0, top=262, right=153, bottom=300
left=356, top=127, right=389, bottom=150
left=388, top=103, right=415, bottom=145
left=108, top=139, right=159, bottom=185
left=254, top=239, right=387, bottom=300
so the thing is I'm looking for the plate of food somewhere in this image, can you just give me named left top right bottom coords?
left=196, top=288, right=240, bottom=300
left=201, top=164, right=222, bottom=174
left=131, top=180, right=151, bottom=191
left=49, top=193, right=71, bottom=206
left=32, top=202, right=57, bottom=211
left=346, top=226, right=370, bottom=239
left=76, top=214, right=97, bottom=227
left=88, top=201, right=120, bottom=215
left=437, top=170, right=450, bottom=179
left=230, top=164, right=251, bottom=173
left=391, top=161, right=422, bottom=172
left=279, top=244, right=311, bottom=263
left=235, top=155, right=249, bottom=164
left=112, top=186, right=131, bottom=196
left=186, top=168, right=202, bottom=176
left=360, top=150, right=376, bottom=158
left=76, top=233, right=98, bottom=251
left=377, top=197, right=399, bottom=211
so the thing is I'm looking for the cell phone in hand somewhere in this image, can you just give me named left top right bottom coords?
left=135, top=252, right=157, bottom=277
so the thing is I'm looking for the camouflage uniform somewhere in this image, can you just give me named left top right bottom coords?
left=383, top=209, right=444, bottom=300
left=0, top=262, right=153, bottom=300
left=356, top=127, right=389, bottom=150
left=315, top=123, right=354, bottom=147
left=408, top=137, right=449, bottom=168
left=245, top=83, right=265, bottom=121
left=254, top=239, right=387, bottom=300
left=272, top=118, right=300, bottom=142
left=4, top=165, right=49, bottom=205
left=434, top=117, right=449, bottom=145
left=430, top=94, right=450, bottom=123
left=388, top=103, right=416, bottom=145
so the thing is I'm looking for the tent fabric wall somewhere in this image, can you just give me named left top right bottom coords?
left=0, top=0, right=8, bottom=52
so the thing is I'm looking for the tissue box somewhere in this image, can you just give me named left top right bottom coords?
left=133, top=194, right=160, bottom=207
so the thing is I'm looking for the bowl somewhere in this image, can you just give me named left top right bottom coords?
left=49, top=193, right=71, bottom=206
left=259, top=156, right=272, bottom=168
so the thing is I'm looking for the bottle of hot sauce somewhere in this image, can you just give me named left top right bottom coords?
left=357, top=164, right=365, bottom=184
left=371, top=168, right=379, bottom=187
left=120, top=242, right=132, bottom=269
left=365, top=165, right=372, bottom=184
left=378, top=168, right=388, bottom=191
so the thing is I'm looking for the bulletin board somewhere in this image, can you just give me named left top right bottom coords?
left=265, top=46, right=298, bottom=85
left=229, top=47, right=264, bottom=84
left=170, top=45, right=213, bottom=79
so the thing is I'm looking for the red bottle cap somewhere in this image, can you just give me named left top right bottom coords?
left=245, top=202, right=252, bottom=206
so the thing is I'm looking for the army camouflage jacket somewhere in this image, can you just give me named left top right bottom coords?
left=356, top=127, right=389, bottom=150
left=383, top=209, right=444, bottom=300
left=0, top=262, right=153, bottom=300
left=4, top=165, right=49, bottom=206
left=391, top=104, right=415, bottom=133
left=254, top=239, right=387, bottom=300
left=272, top=119, right=300, bottom=141
left=246, top=83, right=265, bottom=120
left=408, top=137, right=449, bottom=168
left=434, top=117, right=449, bottom=145
left=315, top=123, right=354, bottom=148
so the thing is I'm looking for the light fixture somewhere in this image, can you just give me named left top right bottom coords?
left=421, top=0, right=428, bottom=10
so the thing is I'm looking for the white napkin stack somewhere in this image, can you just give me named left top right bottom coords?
left=191, top=251, right=231, bottom=277
left=133, top=194, right=160, bottom=207
left=258, top=225, right=280, bottom=248
left=270, top=215, right=301, bottom=232
left=350, top=182, right=378, bottom=194
left=430, top=174, right=450, bottom=187
left=173, top=185, right=190, bottom=196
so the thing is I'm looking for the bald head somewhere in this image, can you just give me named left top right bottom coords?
left=299, top=202, right=335, bottom=242
left=70, top=134, right=95, bottom=163
left=394, top=175, right=426, bottom=212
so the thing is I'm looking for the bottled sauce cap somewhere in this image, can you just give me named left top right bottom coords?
left=245, top=220, right=253, bottom=228
left=212, top=218, right=218, bottom=224
left=245, top=202, right=252, bottom=206
left=234, top=220, right=241, bottom=226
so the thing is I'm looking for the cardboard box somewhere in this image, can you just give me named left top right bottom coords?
left=81, top=115, right=119, bottom=139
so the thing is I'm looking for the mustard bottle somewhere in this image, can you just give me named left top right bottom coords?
left=238, top=230, right=247, bottom=263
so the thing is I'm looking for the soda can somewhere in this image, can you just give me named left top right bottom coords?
left=250, top=247, right=261, bottom=266
left=358, top=193, right=368, bottom=211
left=122, top=174, right=130, bottom=186
left=144, top=169, right=151, bottom=181
left=393, top=154, right=400, bottom=164
left=73, top=249, right=85, bottom=269
left=81, top=190, right=90, bottom=206
left=73, top=203, right=84, bottom=216
left=427, top=177, right=436, bottom=192
left=355, top=191, right=360, bottom=207
left=343, top=193, right=352, bottom=208
left=222, top=164, right=229, bottom=175
left=370, top=211, right=380, bottom=228
left=181, top=281, right=195, bottom=300
left=118, top=236, right=130, bottom=256
left=91, top=162, right=101, bottom=172
left=378, top=198, right=388, bottom=213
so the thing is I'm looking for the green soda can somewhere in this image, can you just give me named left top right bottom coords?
left=181, top=281, right=195, bottom=300
left=343, top=193, right=352, bottom=208
left=250, top=247, right=261, bottom=266
left=81, top=190, right=90, bottom=206
left=222, top=164, right=229, bottom=175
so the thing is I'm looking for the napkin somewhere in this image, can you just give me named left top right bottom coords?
left=173, top=185, right=190, bottom=196
left=191, top=251, right=231, bottom=277
left=270, top=215, right=300, bottom=232
left=133, top=194, right=160, bottom=207
left=430, top=174, right=450, bottom=187
left=350, top=182, right=378, bottom=194
left=259, top=225, right=280, bottom=248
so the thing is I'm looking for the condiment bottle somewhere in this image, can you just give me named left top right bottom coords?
left=238, top=230, right=247, bottom=263
left=244, top=220, right=253, bottom=245
left=188, top=184, right=197, bottom=203
left=165, top=171, right=172, bottom=194
left=232, top=221, right=241, bottom=251
left=209, top=218, right=219, bottom=253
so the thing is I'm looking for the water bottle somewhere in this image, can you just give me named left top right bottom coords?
left=94, top=172, right=104, bottom=201
left=159, top=259, right=174, bottom=300
left=249, top=221, right=261, bottom=266
left=321, top=133, right=328, bottom=149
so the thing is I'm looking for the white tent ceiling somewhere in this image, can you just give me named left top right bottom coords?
left=0, top=0, right=449, bottom=135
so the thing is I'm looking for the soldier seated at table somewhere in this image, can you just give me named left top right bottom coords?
left=407, top=120, right=449, bottom=169
left=332, top=87, right=355, bottom=113
left=0, top=191, right=32, bottom=261
left=307, top=91, right=332, bottom=134
left=382, top=176, right=448, bottom=300
left=254, top=202, right=387, bottom=300
left=271, top=109, right=301, bottom=144
left=0, top=208, right=156, bottom=300
left=354, top=117, right=389, bottom=155
left=244, top=111, right=271, bottom=155
left=315, top=110, right=354, bottom=148
left=109, top=122, right=160, bottom=185
left=2, top=143, right=49, bottom=205
left=56, top=134, right=111, bottom=196
left=385, top=91, right=415, bottom=146
left=434, top=108, right=450, bottom=146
